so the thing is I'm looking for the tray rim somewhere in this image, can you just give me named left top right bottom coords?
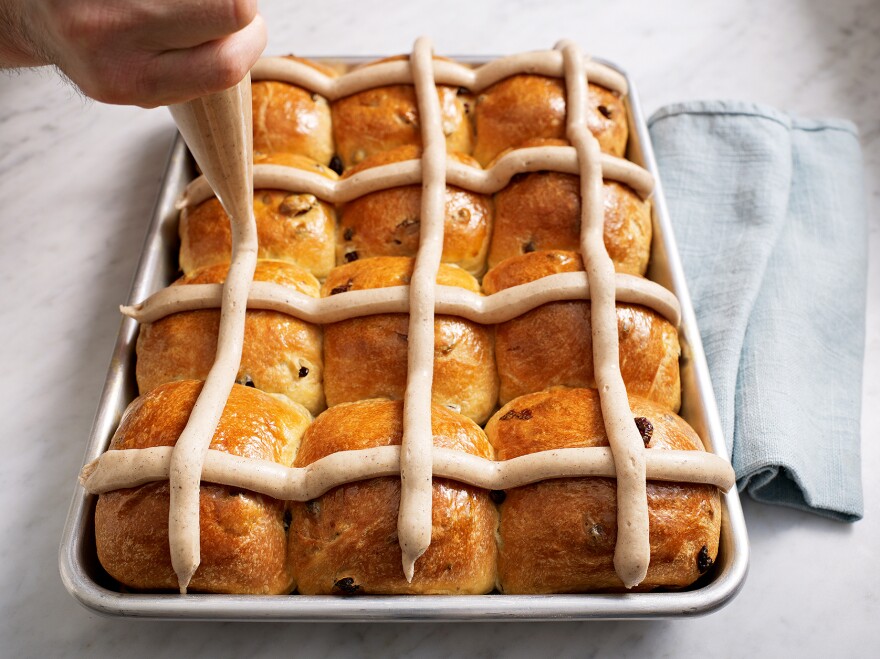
left=58, top=52, right=749, bottom=622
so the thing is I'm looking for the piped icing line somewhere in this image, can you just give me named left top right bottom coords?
left=120, top=272, right=682, bottom=328
left=250, top=49, right=628, bottom=99
left=560, top=41, right=650, bottom=589
left=80, top=445, right=736, bottom=499
left=397, top=37, right=446, bottom=582
left=165, top=76, right=258, bottom=593
left=178, top=148, right=654, bottom=210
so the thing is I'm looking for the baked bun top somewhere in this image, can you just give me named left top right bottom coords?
left=322, top=255, right=480, bottom=296
left=179, top=154, right=338, bottom=278
left=252, top=56, right=337, bottom=165
left=331, top=56, right=474, bottom=169
left=109, top=379, right=312, bottom=468
left=482, top=249, right=582, bottom=294
left=174, top=258, right=320, bottom=296
left=137, top=259, right=325, bottom=415
left=486, top=138, right=651, bottom=275
left=295, top=398, right=493, bottom=467
left=337, top=145, right=492, bottom=275
left=253, top=151, right=339, bottom=180
left=486, top=387, right=701, bottom=459
left=472, top=74, right=627, bottom=166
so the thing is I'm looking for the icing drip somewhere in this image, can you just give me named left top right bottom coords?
left=250, top=50, right=628, bottom=99
left=559, top=41, right=649, bottom=588
left=179, top=147, right=654, bottom=209
left=120, top=272, right=682, bottom=328
left=81, top=445, right=736, bottom=499
left=397, top=37, right=447, bottom=582
left=165, top=76, right=257, bottom=592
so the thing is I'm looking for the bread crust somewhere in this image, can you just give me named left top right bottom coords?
left=483, top=250, right=680, bottom=409
left=252, top=56, right=337, bottom=165
left=338, top=145, right=493, bottom=276
left=331, top=56, right=474, bottom=168
left=136, top=260, right=325, bottom=415
left=94, top=380, right=312, bottom=594
left=290, top=399, right=497, bottom=594
left=179, top=154, right=338, bottom=279
left=321, top=257, right=499, bottom=423
left=486, top=388, right=720, bottom=593
left=487, top=138, right=651, bottom=274
left=473, top=74, right=627, bottom=166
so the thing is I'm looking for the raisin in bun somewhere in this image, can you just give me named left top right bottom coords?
left=179, top=153, right=338, bottom=279
left=486, top=388, right=720, bottom=594
left=289, top=399, right=497, bottom=595
left=320, top=256, right=498, bottom=423
left=487, top=138, right=650, bottom=274
left=331, top=56, right=473, bottom=169
left=135, top=260, right=325, bottom=415
left=472, top=74, right=626, bottom=166
left=94, top=380, right=312, bottom=594
left=483, top=250, right=680, bottom=409
left=337, top=145, right=493, bottom=276
left=252, top=56, right=336, bottom=165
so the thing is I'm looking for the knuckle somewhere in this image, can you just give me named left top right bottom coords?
left=53, top=5, right=113, bottom=49
left=210, top=48, right=250, bottom=89
left=94, top=58, right=155, bottom=106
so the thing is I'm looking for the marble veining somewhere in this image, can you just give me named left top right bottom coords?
left=0, top=0, right=877, bottom=656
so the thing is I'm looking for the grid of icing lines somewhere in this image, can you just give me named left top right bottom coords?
left=84, top=37, right=735, bottom=589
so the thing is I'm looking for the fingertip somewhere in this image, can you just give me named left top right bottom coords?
left=251, top=13, right=269, bottom=53
left=241, top=13, right=268, bottom=66
left=230, top=0, right=260, bottom=32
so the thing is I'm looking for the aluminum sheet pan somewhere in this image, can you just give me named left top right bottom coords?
left=59, top=55, right=749, bottom=621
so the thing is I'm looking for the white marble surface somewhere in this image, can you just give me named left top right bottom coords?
left=1, top=0, right=878, bottom=656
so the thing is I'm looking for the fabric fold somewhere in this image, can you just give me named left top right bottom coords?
left=648, top=101, right=866, bottom=521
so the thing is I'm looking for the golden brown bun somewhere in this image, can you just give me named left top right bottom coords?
left=136, top=260, right=326, bottom=415
left=338, top=145, right=493, bottom=276
left=486, top=388, right=720, bottom=593
left=472, top=75, right=627, bottom=166
left=290, top=399, right=497, bottom=594
left=487, top=138, right=651, bottom=274
left=252, top=151, right=338, bottom=173
left=483, top=250, right=680, bottom=409
left=95, top=380, right=312, bottom=594
left=179, top=154, right=338, bottom=279
left=321, top=256, right=498, bottom=423
left=320, top=257, right=498, bottom=423
left=252, top=56, right=336, bottom=165
left=331, top=56, right=473, bottom=169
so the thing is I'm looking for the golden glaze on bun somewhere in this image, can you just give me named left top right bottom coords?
left=179, top=154, right=338, bottom=279
left=289, top=399, right=497, bottom=594
left=483, top=250, right=680, bottom=409
left=252, top=56, right=337, bottom=165
left=338, top=145, right=493, bottom=276
left=487, top=138, right=650, bottom=274
left=94, top=380, right=312, bottom=594
left=331, top=56, right=474, bottom=169
left=320, top=257, right=498, bottom=423
left=472, top=74, right=627, bottom=166
left=486, top=388, right=720, bottom=593
left=136, top=260, right=325, bottom=415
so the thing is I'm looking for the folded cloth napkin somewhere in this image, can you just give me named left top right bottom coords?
left=648, top=101, right=867, bottom=521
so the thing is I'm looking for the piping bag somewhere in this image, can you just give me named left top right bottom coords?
left=164, top=78, right=258, bottom=592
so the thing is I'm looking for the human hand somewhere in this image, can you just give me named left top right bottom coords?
left=0, top=0, right=267, bottom=107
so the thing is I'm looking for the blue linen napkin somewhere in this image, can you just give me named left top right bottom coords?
left=648, top=101, right=867, bottom=521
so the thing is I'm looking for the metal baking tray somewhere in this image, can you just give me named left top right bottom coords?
left=59, top=55, right=749, bottom=621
